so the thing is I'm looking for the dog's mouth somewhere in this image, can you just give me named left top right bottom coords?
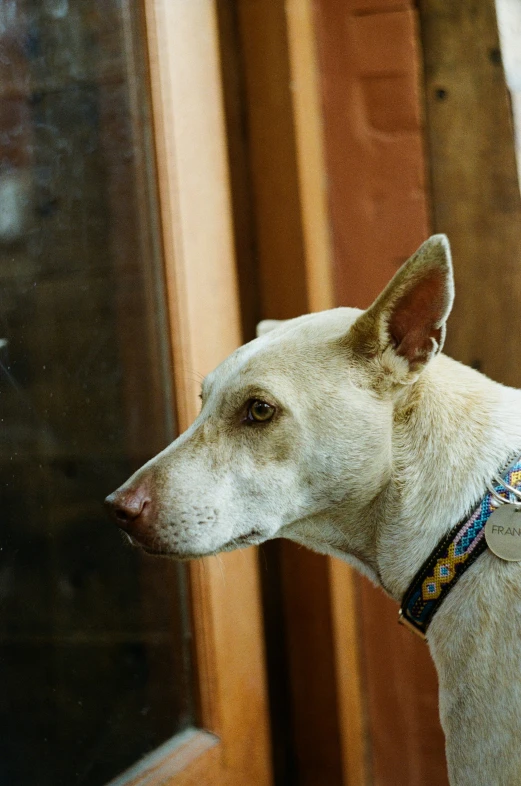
left=122, top=529, right=264, bottom=560
left=221, top=529, right=265, bottom=549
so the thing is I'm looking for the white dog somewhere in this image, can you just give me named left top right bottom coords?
left=106, top=236, right=521, bottom=786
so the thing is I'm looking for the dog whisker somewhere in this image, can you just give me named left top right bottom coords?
left=214, top=554, right=225, bottom=585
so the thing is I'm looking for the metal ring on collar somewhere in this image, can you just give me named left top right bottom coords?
left=492, top=474, right=521, bottom=501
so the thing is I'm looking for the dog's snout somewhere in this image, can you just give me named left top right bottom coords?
left=105, top=487, right=150, bottom=530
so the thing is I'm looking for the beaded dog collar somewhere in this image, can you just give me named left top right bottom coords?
left=399, top=454, right=521, bottom=639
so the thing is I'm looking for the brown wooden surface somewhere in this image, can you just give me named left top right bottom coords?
left=286, top=0, right=334, bottom=313
left=329, top=560, right=369, bottom=786
left=286, top=4, right=367, bottom=783
left=214, top=1, right=261, bottom=344
left=142, top=1, right=273, bottom=784
left=215, top=7, right=298, bottom=782
left=233, top=6, right=344, bottom=782
left=314, top=0, right=449, bottom=784
left=314, top=0, right=430, bottom=311
left=108, top=730, right=220, bottom=786
left=217, top=2, right=367, bottom=784
left=236, top=1, right=308, bottom=323
left=419, top=0, right=521, bottom=386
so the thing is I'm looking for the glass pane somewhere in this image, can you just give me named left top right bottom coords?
left=0, top=2, right=194, bottom=785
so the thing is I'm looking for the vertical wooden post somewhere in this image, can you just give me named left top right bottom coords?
left=286, top=6, right=368, bottom=784
left=286, top=0, right=334, bottom=313
left=217, top=1, right=367, bottom=783
left=419, top=0, right=521, bottom=386
left=143, top=1, right=273, bottom=783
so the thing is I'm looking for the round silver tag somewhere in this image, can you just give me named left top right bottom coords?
left=485, top=505, right=521, bottom=561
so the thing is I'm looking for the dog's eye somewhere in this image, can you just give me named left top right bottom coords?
left=247, top=400, right=276, bottom=423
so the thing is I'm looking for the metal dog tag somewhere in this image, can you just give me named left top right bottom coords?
left=485, top=505, right=521, bottom=561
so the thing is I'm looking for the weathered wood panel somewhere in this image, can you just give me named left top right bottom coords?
left=419, top=0, right=521, bottom=386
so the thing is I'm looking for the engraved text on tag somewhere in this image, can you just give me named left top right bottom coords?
left=485, top=505, right=521, bottom=561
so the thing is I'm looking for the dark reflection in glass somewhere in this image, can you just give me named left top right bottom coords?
left=0, top=2, right=193, bottom=784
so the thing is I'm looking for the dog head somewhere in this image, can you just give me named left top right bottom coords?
left=105, top=235, right=454, bottom=560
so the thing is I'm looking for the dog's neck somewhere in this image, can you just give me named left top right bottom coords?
left=286, top=353, right=521, bottom=595
left=409, top=359, right=521, bottom=784
left=288, top=352, right=521, bottom=785
left=378, top=354, right=521, bottom=599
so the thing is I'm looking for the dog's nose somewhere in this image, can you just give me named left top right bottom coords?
left=105, top=487, right=150, bottom=530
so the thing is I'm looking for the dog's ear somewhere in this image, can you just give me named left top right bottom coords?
left=256, top=319, right=286, bottom=337
left=350, top=235, right=454, bottom=380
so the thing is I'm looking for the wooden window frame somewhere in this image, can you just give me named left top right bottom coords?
left=109, top=1, right=273, bottom=784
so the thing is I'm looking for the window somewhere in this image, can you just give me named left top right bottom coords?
left=0, top=3, right=193, bottom=783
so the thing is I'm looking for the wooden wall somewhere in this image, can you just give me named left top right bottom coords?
left=217, top=3, right=364, bottom=784
left=419, top=0, right=521, bottom=386
left=313, top=0, right=448, bottom=783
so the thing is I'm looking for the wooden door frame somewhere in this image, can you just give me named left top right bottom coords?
left=110, top=2, right=273, bottom=784
left=215, top=3, right=368, bottom=784
left=285, top=6, right=368, bottom=783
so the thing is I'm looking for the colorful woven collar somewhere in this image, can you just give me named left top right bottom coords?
left=399, top=454, right=521, bottom=639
